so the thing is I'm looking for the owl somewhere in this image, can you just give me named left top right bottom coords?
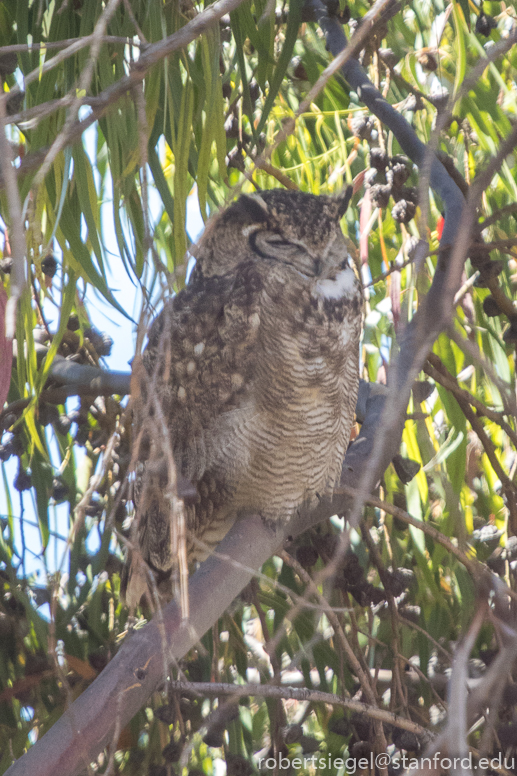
left=123, top=188, right=363, bottom=607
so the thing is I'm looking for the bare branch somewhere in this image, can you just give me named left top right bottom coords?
left=0, top=86, right=26, bottom=339
left=168, top=680, right=428, bottom=736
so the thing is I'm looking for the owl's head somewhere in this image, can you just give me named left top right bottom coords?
left=192, top=188, right=353, bottom=279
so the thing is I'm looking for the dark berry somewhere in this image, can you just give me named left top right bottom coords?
left=392, top=454, right=421, bottom=484
left=0, top=441, right=14, bottom=462
left=51, top=478, right=69, bottom=501
left=370, top=184, right=392, bottom=209
left=84, top=328, right=113, bottom=357
left=283, top=724, right=304, bottom=744
left=392, top=199, right=416, bottom=224
left=390, top=161, right=410, bottom=188
left=476, top=12, right=497, bottom=36
left=224, top=114, right=239, bottom=138
left=383, top=570, right=406, bottom=597
left=41, top=254, right=58, bottom=278
left=67, top=313, right=80, bottom=331
left=379, top=48, right=398, bottom=68
left=413, top=380, right=434, bottom=403
left=14, top=467, right=32, bottom=491
left=248, top=80, right=260, bottom=103
left=392, top=729, right=421, bottom=752
left=482, top=296, right=500, bottom=317
left=370, top=148, right=388, bottom=171
left=349, top=115, right=374, bottom=140
left=364, top=168, right=378, bottom=187
left=85, top=501, right=103, bottom=517
left=54, top=415, right=72, bottom=436
left=203, top=728, right=225, bottom=748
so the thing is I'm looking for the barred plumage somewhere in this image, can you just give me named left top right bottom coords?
left=123, top=188, right=363, bottom=606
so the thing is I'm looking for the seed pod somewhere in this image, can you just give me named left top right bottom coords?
left=390, top=161, right=410, bottom=188
left=85, top=501, right=103, bottom=518
left=370, top=147, right=388, bottom=171
left=41, top=254, right=58, bottom=278
left=349, top=114, right=374, bottom=140
left=392, top=728, right=422, bottom=752
left=369, top=183, right=392, bottom=209
left=291, top=56, right=308, bottom=81
left=15, top=467, right=32, bottom=492
left=476, top=12, right=497, bottom=36
left=392, top=454, right=421, bottom=484
left=364, top=168, right=378, bottom=187
left=412, top=380, right=434, bottom=403
left=67, top=313, right=80, bottom=331
left=51, top=478, right=69, bottom=501
left=84, top=327, right=113, bottom=357
left=203, top=727, right=225, bottom=748
left=0, top=441, right=14, bottom=462
left=378, top=47, right=398, bottom=68
left=54, top=414, right=72, bottom=436
left=283, top=724, right=304, bottom=744
left=383, top=570, right=406, bottom=597
left=248, top=80, right=260, bottom=103
left=392, top=199, right=416, bottom=224
left=482, top=296, right=500, bottom=317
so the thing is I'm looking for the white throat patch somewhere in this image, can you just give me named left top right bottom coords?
left=312, top=267, right=357, bottom=300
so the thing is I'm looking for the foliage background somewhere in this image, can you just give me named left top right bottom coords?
left=0, top=0, right=517, bottom=773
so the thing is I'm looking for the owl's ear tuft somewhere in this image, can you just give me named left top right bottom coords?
left=335, top=186, right=353, bottom=218
left=236, top=194, right=270, bottom=224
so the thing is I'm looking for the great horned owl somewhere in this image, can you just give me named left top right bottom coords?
left=123, top=188, right=362, bottom=606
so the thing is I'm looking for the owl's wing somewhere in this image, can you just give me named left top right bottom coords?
left=142, top=262, right=262, bottom=476
left=123, top=263, right=263, bottom=606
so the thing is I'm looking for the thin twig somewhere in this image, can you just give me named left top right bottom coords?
left=0, top=84, right=26, bottom=339
left=168, top=680, right=427, bottom=736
